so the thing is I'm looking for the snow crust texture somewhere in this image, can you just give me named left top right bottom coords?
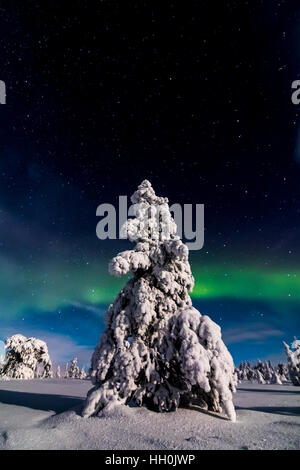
left=83, top=181, right=236, bottom=421
left=0, top=380, right=299, bottom=450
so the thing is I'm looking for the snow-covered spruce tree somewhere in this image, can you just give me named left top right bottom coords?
left=271, top=371, right=282, bottom=385
left=237, top=361, right=256, bottom=382
left=56, top=365, right=61, bottom=379
left=256, top=369, right=266, bottom=385
left=80, top=367, right=87, bottom=380
left=254, top=360, right=270, bottom=384
left=68, top=357, right=80, bottom=379
left=0, top=353, right=5, bottom=368
left=277, top=363, right=289, bottom=382
left=64, top=362, right=69, bottom=378
left=82, top=180, right=237, bottom=421
left=264, top=361, right=274, bottom=383
left=237, top=362, right=247, bottom=382
left=284, top=339, right=300, bottom=386
left=0, top=334, right=52, bottom=380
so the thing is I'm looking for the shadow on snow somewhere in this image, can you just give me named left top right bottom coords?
left=0, top=389, right=299, bottom=418
left=0, top=389, right=84, bottom=414
left=236, top=405, right=300, bottom=416
left=238, top=387, right=299, bottom=395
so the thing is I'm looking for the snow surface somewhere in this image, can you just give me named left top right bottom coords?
left=0, top=379, right=299, bottom=450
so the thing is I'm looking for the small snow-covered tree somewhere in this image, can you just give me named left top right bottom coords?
left=237, top=361, right=258, bottom=382
left=64, top=362, right=69, bottom=378
left=68, top=357, right=80, bottom=379
left=0, top=349, right=5, bottom=375
left=82, top=180, right=237, bottom=421
left=271, top=371, right=282, bottom=385
left=256, top=369, right=266, bottom=384
left=56, top=365, right=61, bottom=379
left=284, top=339, right=300, bottom=386
left=247, top=367, right=255, bottom=382
left=277, top=363, right=289, bottom=382
left=264, top=361, right=274, bottom=383
left=0, top=334, right=52, bottom=380
left=237, top=362, right=247, bottom=382
left=80, top=367, right=87, bottom=380
left=0, top=353, right=5, bottom=367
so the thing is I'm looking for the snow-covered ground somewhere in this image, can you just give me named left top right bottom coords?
left=0, top=379, right=299, bottom=450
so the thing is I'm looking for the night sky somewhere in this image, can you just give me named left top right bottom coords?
left=0, top=1, right=300, bottom=367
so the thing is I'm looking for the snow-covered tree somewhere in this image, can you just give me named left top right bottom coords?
left=237, top=359, right=286, bottom=385
left=56, top=365, right=61, bottom=379
left=236, top=363, right=247, bottom=382
left=292, top=337, right=300, bottom=349
left=264, top=361, right=273, bottom=383
left=237, top=361, right=258, bottom=382
left=0, top=348, right=5, bottom=375
left=0, top=334, right=52, bottom=380
left=80, top=367, right=87, bottom=380
left=68, top=357, right=80, bottom=379
left=284, top=339, right=300, bottom=386
left=0, top=351, right=5, bottom=367
left=256, top=370, right=266, bottom=384
left=64, top=362, right=69, bottom=378
left=277, top=363, right=289, bottom=382
left=271, top=371, right=282, bottom=385
left=82, top=180, right=237, bottom=421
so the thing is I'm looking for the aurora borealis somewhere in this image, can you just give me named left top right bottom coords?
left=1, top=240, right=299, bottom=365
left=0, top=2, right=300, bottom=367
left=1, top=260, right=300, bottom=318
